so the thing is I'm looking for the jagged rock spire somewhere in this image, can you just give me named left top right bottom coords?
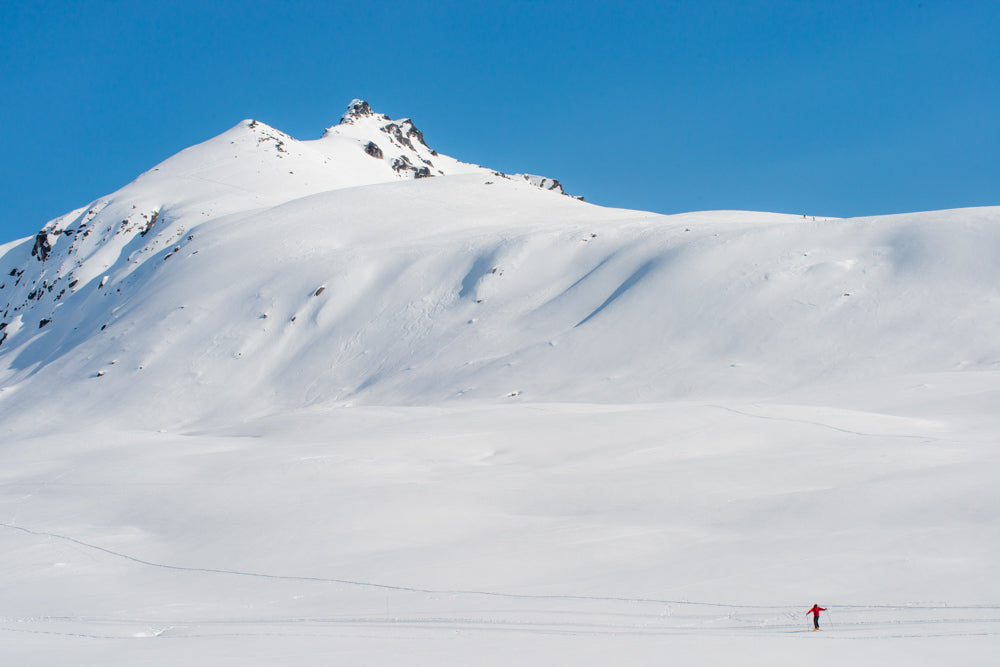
left=342, top=99, right=376, bottom=123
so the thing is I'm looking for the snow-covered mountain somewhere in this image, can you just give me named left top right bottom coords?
left=0, top=100, right=589, bottom=427
left=2, top=101, right=999, bottom=664
left=2, top=100, right=998, bottom=431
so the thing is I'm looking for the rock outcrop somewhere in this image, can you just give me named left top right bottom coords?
left=326, top=100, right=575, bottom=196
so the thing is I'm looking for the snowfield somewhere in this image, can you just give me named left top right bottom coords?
left=1, top=103, right=998, bottom=664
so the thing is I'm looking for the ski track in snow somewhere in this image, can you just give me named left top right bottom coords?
left=3, top=521, right=999, bottom=643
left=708, top=405, right=943, bottom=441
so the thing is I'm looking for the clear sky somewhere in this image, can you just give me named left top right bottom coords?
left=1, top=0, right=997, bottom=240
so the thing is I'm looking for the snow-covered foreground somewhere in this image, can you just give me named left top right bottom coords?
left=2, top=378, right=999, bottom=664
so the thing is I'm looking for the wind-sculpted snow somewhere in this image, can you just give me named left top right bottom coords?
left=1, top=163, right=999, bottom=430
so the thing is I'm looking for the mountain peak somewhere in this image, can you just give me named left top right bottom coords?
left=322, top=100, right=468, bottom=180
left=341, top=99, right=376, bottom=123
left=330, top=100, right=430, bottom=149
left=317, top=99, right=577, bottom=193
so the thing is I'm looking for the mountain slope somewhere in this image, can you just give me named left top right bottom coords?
left=1, top=102, right=1000, bottom=430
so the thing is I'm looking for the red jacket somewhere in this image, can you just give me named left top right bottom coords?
left=808, top=605, right=826, bottom=616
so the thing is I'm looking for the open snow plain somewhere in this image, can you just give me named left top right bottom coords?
left=2, top=392, right=999, bottom=665
left=1, top=105, right=999, bottom=663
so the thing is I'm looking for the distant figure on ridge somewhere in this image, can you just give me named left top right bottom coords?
left=807, top=603, right=826, bottom=630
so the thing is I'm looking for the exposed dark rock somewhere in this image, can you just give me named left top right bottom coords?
left=349, top=100, right=373, bottom=116
left=404, top=122, right=426, bottom=147
left=31, top=231, right=52, bottom=261
left=379, top=123, right=418, bottom=151
left=391, top=156, right=413, bottom=173
left=363, top=141, right=384, bottom=159
left=314, top=286, right=326, bottom=296
left=256, top=134, right=288, bottom=153
left=8, top=269, right=16, bottom=277
left=513, top=174, right=577, bottom=197
left=38, top=318, right=51, bottom=328
left=389, top=156, right=435, bottom=179
left=342, top=100, right=374, bottom=122
left=140, top=210, right=160, bottom=237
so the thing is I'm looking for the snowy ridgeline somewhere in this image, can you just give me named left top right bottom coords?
left=1, top=134, right=999, bottom=428
left=0, top=102, right=999, bottom=663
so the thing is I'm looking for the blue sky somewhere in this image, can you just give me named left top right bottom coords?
left=1, top=0, right=997, bottom=240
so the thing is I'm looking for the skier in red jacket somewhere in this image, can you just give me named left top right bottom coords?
left=808, top=604, right=826, bottom=630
